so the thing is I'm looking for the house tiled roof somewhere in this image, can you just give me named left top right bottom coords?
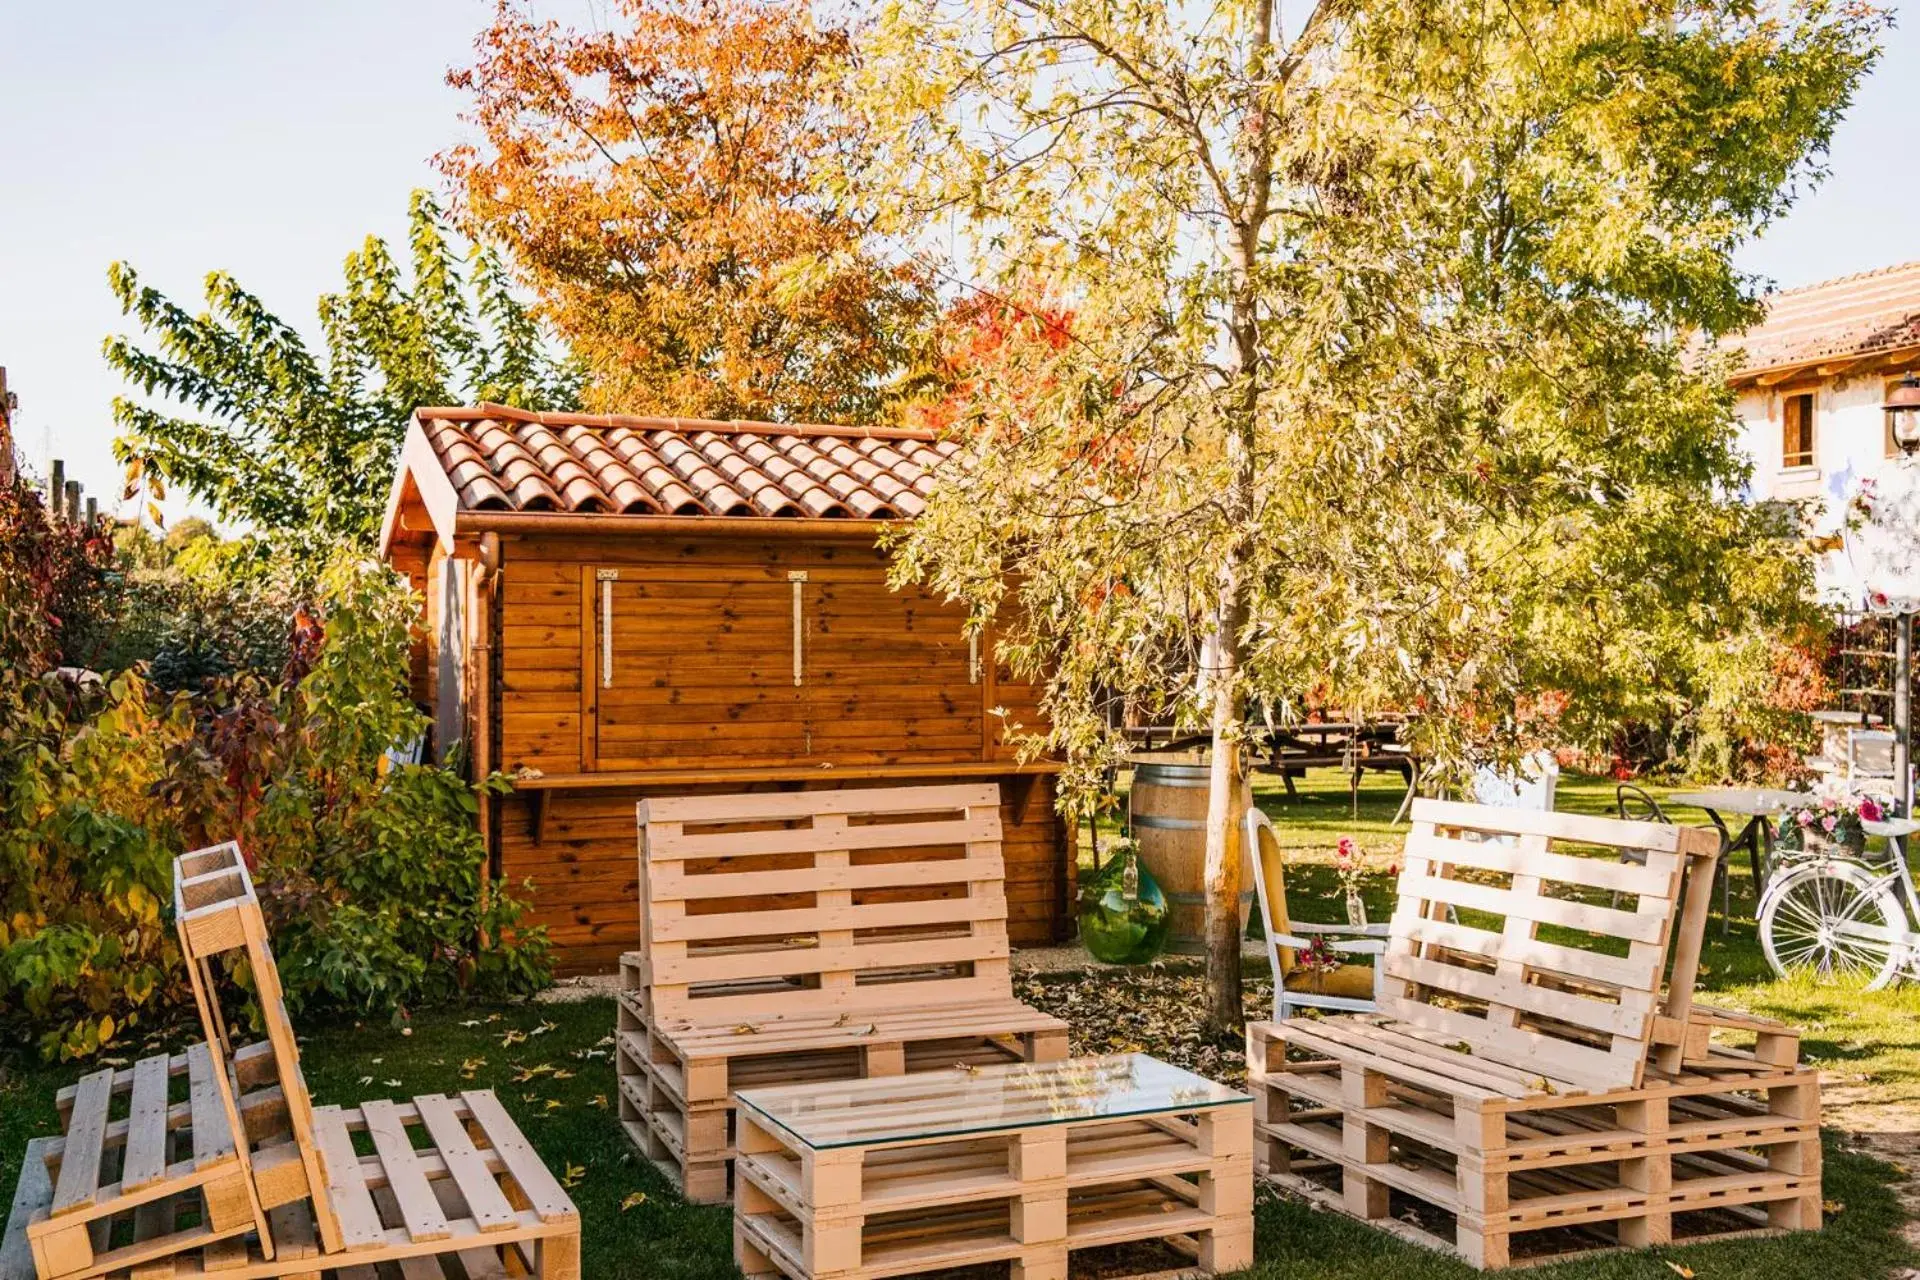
left=414, top=405, right=957, bottom=521
left=1729, top=260, right=1920, bottom=381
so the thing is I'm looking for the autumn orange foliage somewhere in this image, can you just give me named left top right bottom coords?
left=443, top=0, right=934, bottom=423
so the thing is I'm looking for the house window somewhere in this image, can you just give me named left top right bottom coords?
left=1782, top=392, right=1815, bottom=468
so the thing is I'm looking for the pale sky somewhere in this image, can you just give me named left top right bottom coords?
left=1, top=2, right=1915, bottom=522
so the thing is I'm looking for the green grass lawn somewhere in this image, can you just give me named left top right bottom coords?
left=3, top=768, right=1917, bottom=1278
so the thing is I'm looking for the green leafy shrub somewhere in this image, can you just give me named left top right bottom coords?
left=0, top=525, right=549, bottom=1060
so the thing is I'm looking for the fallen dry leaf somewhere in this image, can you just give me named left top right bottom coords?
left=620, top=1191, right=648, bottom=1211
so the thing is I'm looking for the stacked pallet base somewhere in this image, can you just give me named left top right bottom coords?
left=617, top=954, right=1068, bottom=1202
left=1249, top=1019, right=1822, bottom=1270
left=735, top=1110, right=1253, bottom=1280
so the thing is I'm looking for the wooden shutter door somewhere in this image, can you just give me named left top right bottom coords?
left=592, top=572, right=806, bottom=768
left=805, top=572, right=983, bottom=763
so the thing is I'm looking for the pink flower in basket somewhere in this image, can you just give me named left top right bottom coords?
left=1799, top=810, right=1814, bottom=827
left=1861, top=797, right=1885, bottom=822
left=1822, top=814, right=1839, bottom=833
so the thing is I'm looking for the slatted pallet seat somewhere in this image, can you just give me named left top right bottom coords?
left=618, top=784, right=1068, bottom=1202
left=1248, top=800, right=1822, bottom=1269
left=2, top=843, right=580, bottom=1280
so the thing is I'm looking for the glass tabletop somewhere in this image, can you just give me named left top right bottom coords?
left=733, top=1053, right=1247, bottom=1150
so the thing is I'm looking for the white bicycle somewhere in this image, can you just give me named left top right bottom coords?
left=1758, top=822, right=1920, bottom=989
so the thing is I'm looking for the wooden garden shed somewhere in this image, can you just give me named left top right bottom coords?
left=379, top=405, right=1072, bottom=973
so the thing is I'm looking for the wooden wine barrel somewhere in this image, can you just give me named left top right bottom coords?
left=1129, top=757, right=1254, bottom=951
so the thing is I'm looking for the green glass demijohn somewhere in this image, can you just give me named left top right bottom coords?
left=1078, top=839, right=1170, bottom=965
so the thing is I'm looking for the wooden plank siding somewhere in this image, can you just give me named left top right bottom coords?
left=480, top=532, right=1072, bottom=973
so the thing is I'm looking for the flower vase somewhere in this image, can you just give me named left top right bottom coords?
left=1345, top=890, right=1367, bottom=928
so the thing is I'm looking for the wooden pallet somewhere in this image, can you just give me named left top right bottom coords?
left=617, top=974, right=1067, bottom=1201
left=1250, top=1018, right=1821, bottom=1269
left=621, top=784, right=1068, bottom=1201
left=18, top=1041, right=258, bottom=1280
left=635, top=783, right=1028, bottom=1021
left=732, top=1061, right=1253, bottom=1280
left=1378, top=800, right=1717, bottom=1093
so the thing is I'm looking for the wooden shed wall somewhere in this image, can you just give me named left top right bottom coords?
left=482, top=530, right=1069, bottom=973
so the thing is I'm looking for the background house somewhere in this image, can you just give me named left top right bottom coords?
left=1725, top=261, right=1920, bottom=601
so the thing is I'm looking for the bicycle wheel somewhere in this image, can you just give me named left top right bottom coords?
left=1759, top=860, right=1906, bottom=989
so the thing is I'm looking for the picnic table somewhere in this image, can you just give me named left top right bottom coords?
left=1256, top=721, right=1419, bottom=814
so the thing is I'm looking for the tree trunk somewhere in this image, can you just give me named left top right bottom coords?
left=1197, top=0, right=1270, bottom=1037
left=1200, top=575, right=1249, bottom=1037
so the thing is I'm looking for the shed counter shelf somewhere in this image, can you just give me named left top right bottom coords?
left=510, top=761, right=1063, bottom=845
left=731, top=1055, right=1253, bottom=1280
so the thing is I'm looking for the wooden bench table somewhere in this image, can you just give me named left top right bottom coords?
left=732, top=1054, right=1252, bottom=1280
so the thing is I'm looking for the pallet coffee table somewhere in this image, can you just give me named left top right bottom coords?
left=732, top=1055, right=1252, bottom=1280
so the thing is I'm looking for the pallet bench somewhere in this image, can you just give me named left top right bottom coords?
left=2, top=843, right=580, bottom=1280
left=1250, top=1019, right=1821, bottom=1268
left=733, top=1054, right=1252, bottom=1280
left=620, top=784, right=1069, bottom=1202
left=1246, top=799, right=1822, bottom=1269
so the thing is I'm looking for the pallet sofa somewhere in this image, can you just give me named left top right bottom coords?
left=1249, top=800, right=1821, bottom=1269
left=2, top=843, right=580, bottom=1280
left=617, top=783, right=1069, bottom=1201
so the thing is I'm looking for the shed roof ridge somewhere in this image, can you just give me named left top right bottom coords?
left=414, top=403, right=943, bottom=444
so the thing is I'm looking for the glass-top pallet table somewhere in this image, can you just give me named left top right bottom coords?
left=732, top=1054, right=1253, bottom=1280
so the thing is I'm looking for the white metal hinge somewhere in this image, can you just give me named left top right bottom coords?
left=788, top=571, right=808, bottom=686
left=969, top=632, right=981, bottom=684
left=597, top=569, right=619, bottom=688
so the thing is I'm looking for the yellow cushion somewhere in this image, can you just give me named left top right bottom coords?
left=1251, top=819, right=1295, bottom=974
left=1282, top=963, right=1377, bottom=1000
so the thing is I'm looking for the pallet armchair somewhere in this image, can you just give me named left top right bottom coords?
left=1249, top=800, right=1821, bottom=1269
left=617, top=783, right=1069, bottom=1202
left=3, top=843, right=580, bottom=1280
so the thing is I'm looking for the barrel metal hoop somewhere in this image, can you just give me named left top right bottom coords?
left=1130, top=813, right=1207, bottom=831
left=1133, top=764, right=1213, bottom=785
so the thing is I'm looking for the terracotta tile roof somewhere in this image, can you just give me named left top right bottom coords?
left=413, top=406, right=958, bottom=520
left=1727, top=260, right=1920, bottom=379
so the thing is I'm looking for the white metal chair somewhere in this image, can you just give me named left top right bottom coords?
left=1848, top=728, right=1897, bottom=784
left=1470, top=748, right=1560, bottom=811
left=1244, top=807, right=1389, bottom=1019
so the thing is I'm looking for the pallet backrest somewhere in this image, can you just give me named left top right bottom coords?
left=636, top=783, right=1010, bottom=1022
left=1382, top=799, right=1719, bottom=1093
left=173, top=843, right=342, bottom=1253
